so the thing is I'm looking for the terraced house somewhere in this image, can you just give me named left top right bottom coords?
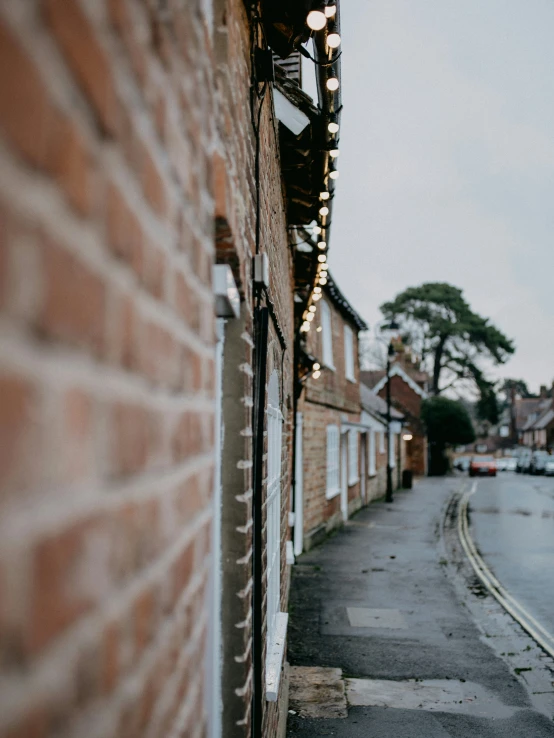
left=0, top=1, right=344, bottom=738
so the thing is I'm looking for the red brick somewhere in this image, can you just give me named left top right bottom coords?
left=133, top=586, right=156, bottom=657
left=141, top=145, right=168, bottom=217
left=106, top=182, right=145, bottom=281
left=43, top=0, right=118, bottom=135
left=27, top=515, right=108, bottom=654
left=53, top=116, right=97, bottom=217
left=101, top=620, right=120, bottom=695
left=0, top=375, right=37, bottom=493
left=0, top=21, right=62, bottom=169
left=39, top=239, right=106, bottom=356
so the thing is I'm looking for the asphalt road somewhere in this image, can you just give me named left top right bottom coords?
left=469, top=472, right=554, bottom=641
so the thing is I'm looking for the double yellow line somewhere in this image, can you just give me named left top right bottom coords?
left=458, top=482, right=554, bottom=660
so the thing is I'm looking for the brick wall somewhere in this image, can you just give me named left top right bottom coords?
left=299, top=297, right=363, bottom=548
left=0, top=2, right=216, bottom=736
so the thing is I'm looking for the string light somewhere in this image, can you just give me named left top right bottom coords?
left=320, top=191, right=330, bottom=200
left=307, top=312, right=315, bottom=322
left=313, top=363, right=321, bottom=371
left=312, top=225, right=322, bottom=235
left=319, top=205, right=329, bottom=216
left=326, top=77, right=339, bottom=91
left=330, top=149, right=340, bottom=158
left=309, top=305, right=317, bottom=313
left=325, top=5, right=336, bottom=17
left=319, top=277, right=328, bottom=285
left=327, top=33, right=341, bottom=49
left=313, top=370, right=321, bottom=379
left=318, top=241, right=326, bottom=249
left=318, top=254, right=327, bottom=263
left=314, top=286, right=322, bottom=294
left=313, top=292, right=322, bottom=301
left=329, top=170, right=339, bottom=180
left=301, top=321, right=311, bottom=332
left=328, top=122, right=339, bottom=134
left=306, top=9, right=327, bottom=30
left=317, top=326, right=322, bottom=332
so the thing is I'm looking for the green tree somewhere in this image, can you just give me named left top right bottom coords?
left=380, top=283, right=514, bottom=422
left=422, top=396, right=476, bottom=475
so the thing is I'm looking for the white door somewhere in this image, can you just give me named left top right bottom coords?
left=294, top=412, right=303, bottom=557
left=340, top=433, right=348, bottom=521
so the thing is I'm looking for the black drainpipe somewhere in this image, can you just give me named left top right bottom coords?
left=251, top=305, right=269, bottom=738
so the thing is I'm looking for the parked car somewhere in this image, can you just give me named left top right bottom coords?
left=544, top=458, right=554, bottom=477
left=454, top=456, right=470, bottom=472
left=496, top=458, right=508, bottom=471
left=529, top=450, right=551, bottom=475
left=516, top=449, right=532, bottom=474
left=504, top=458, right=517, bottom=472
left=469, top=455, right=497, bottom=477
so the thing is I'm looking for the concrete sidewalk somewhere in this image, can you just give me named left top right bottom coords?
left=286, top=478, right=554, bottom=737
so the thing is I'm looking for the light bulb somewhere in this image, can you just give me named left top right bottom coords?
left=301, top=321, right=310, bottom=332
left=318, top=254, right=327, bottom=263
left=307, top=10, right=327, bottom=31
left=319, top=277, right=327, bottom=285
left=327, top=33, right=341, bottom=49
left=316, top=326, right=322, bottom=332
left=313, top=362, right=321, bottom=371
left=318, top=241, right=326, bottom=249
left=320, top=191, right=330, bottom=200
left=319, top=206, right=329, bottom=216
left=329, top=170, right=339, bottom=180
left=313, top=293, right=321, bottom=301
left=330, top=149, right=340, bottom=158
left=328, top=122, right=339, bottom=134
left=326, top=77, right=339, bottom=91
left=307, top=312, right=314, bottom=322
left=313, top=370, right=321, bottom=379
left=314, top=286, right=322, bottom=294
left=313, top=225, right=322, bottom=235
left=325, top=4, right=336, bottom=17
left=309, top=305, right=317, bottom=313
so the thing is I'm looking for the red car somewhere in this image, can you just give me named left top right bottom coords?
left=469, top=455, right=497, bottom=477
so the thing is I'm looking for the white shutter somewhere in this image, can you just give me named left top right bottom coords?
left=266, top=373, right=282, bottom=653
left=326, top=425, right=340, bottom=498
left=321, top=301, right=334, bottom=369
left=368, top=429, right=376, bottom=476
left=344, top=325, right=355, bottom=382
left=348, top=430, right=359, bottom=485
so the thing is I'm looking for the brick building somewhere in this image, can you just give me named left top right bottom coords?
left=0, top=1, right=344, bottom=738
left=294, top=274, right=368, bottom=552
left=361, top=360, right=429, bottom=478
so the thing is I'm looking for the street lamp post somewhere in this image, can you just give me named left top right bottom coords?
left=385, top=341, right=395, bottom=503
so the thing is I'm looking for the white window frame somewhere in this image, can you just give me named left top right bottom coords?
left=326, top=424, right=340, bottom=499
left=348, top=430, right=359, bottom=485
left=320, top=300, right=335, bottom=370
left=379, top=430, right=385, bottom=454
left=265, top=372, right=287, bottom=702
left=368, top=429, right=376, bottom=477
left=344, top=324, right=355, bottom=382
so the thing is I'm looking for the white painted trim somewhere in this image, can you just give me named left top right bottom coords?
left=208, top=319, right=225, bottom=738
left=286, top=540, right=295, bottom=566
left=273, top=89, right=310, bottom=135
left=266, top=612, right=289, bottom=701
left=371, top=364, right=428, bottom=399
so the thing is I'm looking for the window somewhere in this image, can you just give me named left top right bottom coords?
left=348, top=430, right=359, bottom=485
left=320, top=300, right=334, bottom=369
left=266, top=372, right=282, bottom=655
left=368, top=429, right=376, bottom=476
left=379, top=430, right=385, bottom=454
left=326, top=425, right=340, bottom=498
left=344, top=325, right=355, bottom=382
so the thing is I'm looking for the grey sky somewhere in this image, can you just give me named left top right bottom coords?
left=317, top=0, right=554, bottom=393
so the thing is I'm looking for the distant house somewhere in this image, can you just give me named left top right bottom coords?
left=360, top=383, right=405, bottom=502
left=361, top=356, right=429, bottom=477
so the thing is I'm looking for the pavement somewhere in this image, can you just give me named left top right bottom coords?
left=286, top=476, right=554, bottom=737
